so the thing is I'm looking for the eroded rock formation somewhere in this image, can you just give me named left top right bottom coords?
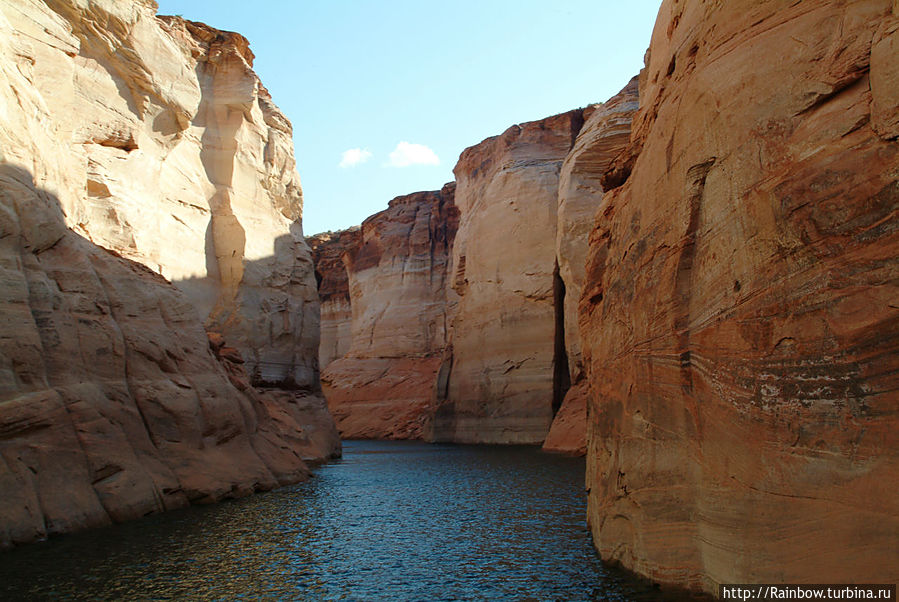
left=543, top=79, right=639, bottom=455
left=308, top=227, right=360, bottom=370
left=314, top=91, right=637, bottom=448
left=0, top=0, right=338, bottom=547
left=428, top=111, right=586, bottom=444
left=6, top=0, right=319, bottom=387
left=313, top=184, right=458, bottom=439
left=580, top=0, right=899, bottom=592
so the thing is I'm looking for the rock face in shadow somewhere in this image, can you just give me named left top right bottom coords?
left=579, top=0, right=899, bottom=592
left=312, top=185, right=458, bottom=439
left=0, top=0, right=338, bottom=548
left=543, top=79, right=639, bottom=455
left=427, top=111, right=586, bottom=444
left=0, top=165, right=338, bottom=549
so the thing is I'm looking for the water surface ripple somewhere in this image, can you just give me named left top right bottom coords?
left=1, top=441, right=693, bottom=600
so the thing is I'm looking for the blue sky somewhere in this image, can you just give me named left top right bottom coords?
left=154, top=1, right=662, bottom=235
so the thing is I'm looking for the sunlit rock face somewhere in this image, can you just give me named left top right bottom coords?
left=427, top=111, right=586, bottom=444
left=543, top=79, right=639, bottom=455
left=0, top=0, right=338, bottom=548
left=4, top=0, right=319, bottom=388
left=580, top=0, right=899, bottom=593
left=307, top=227, right=361, bottom=370
left=308, top=84, right=637, bottom=448
left=313, top=185, right=459, bottom=439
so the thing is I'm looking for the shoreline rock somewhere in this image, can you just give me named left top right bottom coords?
left=0, top=0, right=338, bottom=548
left=579, top=0, right=899, bottom=593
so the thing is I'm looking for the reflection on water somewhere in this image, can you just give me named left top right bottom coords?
left=0, top=441, right=696, bottom=600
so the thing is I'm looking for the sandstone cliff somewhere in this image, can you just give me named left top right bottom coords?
left=7, top=0, right=319, bottom=388
left=0, top=0, right=338, bottom=547
left=428, top=111, right=586, bottom=444
left=308, top=227, right=360, bottom=370
left=580, top=0, right=899, bottom=592
left=313, top=94, right=636, bottom=448
left=314, top=184, right=458, bottom=439
left=543, top=79, right=639, bottom=455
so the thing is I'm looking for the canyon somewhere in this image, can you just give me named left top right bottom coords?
left=311, top=82, right=639, bottom=449
left=0, top=0, right=338, bottom=548
left=309, top=0, right=898, bottom=594
left=1, top=0, right=896, bottom=597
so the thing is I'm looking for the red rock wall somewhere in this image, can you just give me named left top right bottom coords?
left=313, top=94, right=636, bottom=448
left=580, top=0, right=899, bottom=593
left=308, top=227, right=361, bottom=369
left=540, top=382, right=588, bottom=456
left=313, top=184, right=459, bottom=439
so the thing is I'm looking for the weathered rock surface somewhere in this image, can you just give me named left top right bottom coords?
left=315, top=185, right=458, bottom=439
left=310, top=86, right=637, bottom=448
left=322, top=357, right=443, bottom=440
left=428, top=111, right=585, bottom=444
left=0, top=165, right=338, bottom=549
left=580, top=0, right=899, bottom=592
left=0, top=0, right=338, bottom=547
left=4, top=0, right=319, bottom=388
left=541, top=381, right=588, bottom=456
left=307, top=227, right=360, bottom=370
left=543, top=79, right=639, bottom=455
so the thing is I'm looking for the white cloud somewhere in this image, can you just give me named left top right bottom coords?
left=385, top=141, right=440, bottom=167
left=339, top=148, right=372, bottom=168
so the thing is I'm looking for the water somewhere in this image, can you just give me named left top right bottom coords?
left=0, top=441, right=695, bottom=600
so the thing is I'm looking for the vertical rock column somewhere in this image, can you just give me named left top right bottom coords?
left=428, top=111, right=584, bottom=444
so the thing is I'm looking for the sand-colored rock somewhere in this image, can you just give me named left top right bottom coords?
left=307, top=228, right=361, bottom=370
left=580, top=0, right=899, bottom=593
left=344, top=185, right=458, bottom=359
left=0, top=0, right=338, bottom=547
left=428, top=111, right=585, bottom=444
left=543, top=79, right=639, bottom=455
left=315, top=185, right=458, bottom=439
left=0, top=165, right=338, bottom=549
left=4, top=0, right=319, bottom=388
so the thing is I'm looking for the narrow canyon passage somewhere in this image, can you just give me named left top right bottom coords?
left=0, top=442, right=699, bottom=600
left=2, top=0, right=895, bottom=596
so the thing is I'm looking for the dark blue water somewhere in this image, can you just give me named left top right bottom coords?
left=0, top=441, right=692, bottom=600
